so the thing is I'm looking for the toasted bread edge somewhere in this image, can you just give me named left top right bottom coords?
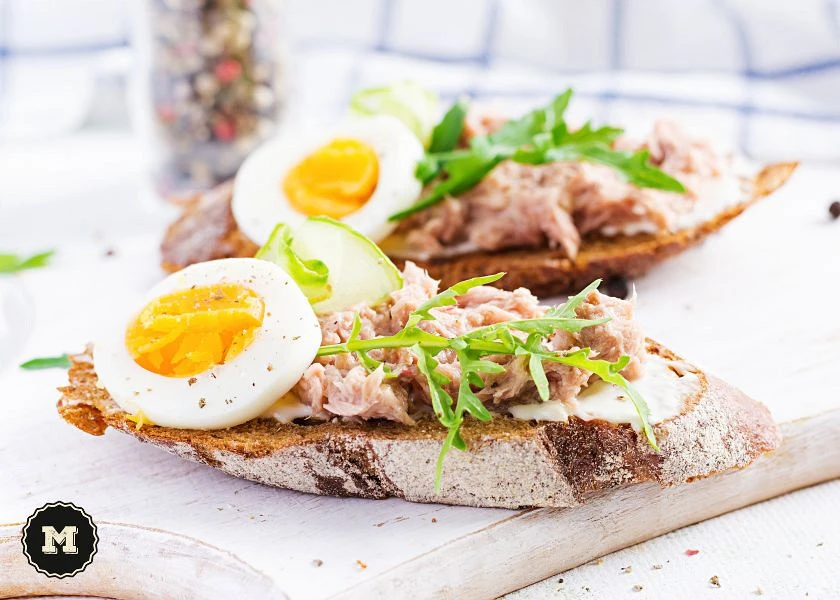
left=57, top=341, right=780, bottom=509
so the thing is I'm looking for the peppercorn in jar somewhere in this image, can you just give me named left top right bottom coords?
left=133, top=0, right=286, bottom=198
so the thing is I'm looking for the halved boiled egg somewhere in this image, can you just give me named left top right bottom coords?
left=232, top=115, right=423, bottom=245
left=93, top=258, right=321, bottom=429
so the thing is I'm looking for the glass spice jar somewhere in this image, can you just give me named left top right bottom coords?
left=133, top=0, right=286, bottom=198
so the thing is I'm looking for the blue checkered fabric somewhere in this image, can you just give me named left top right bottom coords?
left=1, top=0, right=838, bottom=160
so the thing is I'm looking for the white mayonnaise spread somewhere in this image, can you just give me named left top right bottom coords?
left=601, top=171, right=747, bottom=237
left=261, top=393, right=312, bottom=423
left=266, top=355, right=700, bottom=429
left=508, top=354, right=701, bottom=431
left=673, top=173, right=747, bottom=230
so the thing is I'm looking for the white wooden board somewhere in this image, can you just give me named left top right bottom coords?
left=1, top=163, right=838, bottom=599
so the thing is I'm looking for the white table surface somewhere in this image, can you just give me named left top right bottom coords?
left=1, top=132, right=838, bottom=599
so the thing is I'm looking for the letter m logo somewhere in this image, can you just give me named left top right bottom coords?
left=41, top=526, right=78, bottom=555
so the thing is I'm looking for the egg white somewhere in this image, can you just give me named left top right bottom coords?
left=232, top=115, right=423, bottom=246
left=93, top=258, right=321, bottom=430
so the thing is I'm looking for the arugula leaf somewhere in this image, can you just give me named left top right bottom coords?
left=546, top=279, right=603, bottom=319
left=0, top=250, right=55, bottom=274
left=435, top=421, right=465, bottom=488
left=317, top=326, right=449, bottom=357
left=571, top=146, right=685, bottom=193
left=553, top=120, right=623, bottom=147
left=414, top=345, right=455, bottom=426
left=515, top=334, right=550, bottom=401
left=489, top=90, right=571, bottom=148
left=547, top=348, right=658, bottom=449
left=528, top=352, right=550, bottom=401
left=428, top=99, right=469, bottom=154
left=406, top=272, right=505, bottom=326
left=390, top=89, right=686, bottom=221
left=316, top=273, right=659, bottom=491
left=256, top=224, right=332, bottom=304
left=415, top=155, right=442, bottom=185
left=20, top=354, right=71, bottom=370
left=349, top=313, right=396, bottom=376
left=390, top=150, right=504, bottom=221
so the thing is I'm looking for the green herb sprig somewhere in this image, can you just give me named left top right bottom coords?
left=389, top=89, right=685, bottom=221
left=316, top=275, right=657, bottom=490
left=20, top=354, right=71, bottom=370
left=0, top=250, right=55, bottom=274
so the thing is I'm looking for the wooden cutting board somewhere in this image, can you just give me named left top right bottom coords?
left=1, top=165, right=838, bottom=599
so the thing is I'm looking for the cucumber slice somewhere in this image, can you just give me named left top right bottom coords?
left=256, top=224, right=332, bottom=304
left=291, top=216, right=403, bottom=314
left=349, top=81, right=439, bottom=148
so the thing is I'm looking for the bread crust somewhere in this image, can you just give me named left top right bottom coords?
left=57, top=341, right=780, bottom=509
left=159, top=162, right=796, bottom=295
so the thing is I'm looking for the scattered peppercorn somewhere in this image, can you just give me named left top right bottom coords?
left=602, top=275, right=630, bottom=299
left=710, top=575, right=721, bottom=588
left=188, top=377, right=198, bottom=386
left=198, top=398, right=206, bottom=408
left=829, top=201, right=840, bottom=220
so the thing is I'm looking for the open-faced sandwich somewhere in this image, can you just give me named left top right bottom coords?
left=61, top=218, right=780, bottom=508
left=161, top=83, right=796, bottom=295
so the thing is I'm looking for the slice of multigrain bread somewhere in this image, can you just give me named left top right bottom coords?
left=160, top=162, right=796, bottom=296
left=57, top=341, right=780, bottom=509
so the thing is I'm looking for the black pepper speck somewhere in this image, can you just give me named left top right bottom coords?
left=602, top=275, right=630, bottom=299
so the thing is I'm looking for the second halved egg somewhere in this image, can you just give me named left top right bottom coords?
left=232, top=115, right=424, bottom=245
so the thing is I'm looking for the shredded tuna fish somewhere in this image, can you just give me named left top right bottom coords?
left=396, top=118, right=731, bottom=258
left=292, top=263, right=647, bottom=424
left=576, top=290, right=646, bottom=380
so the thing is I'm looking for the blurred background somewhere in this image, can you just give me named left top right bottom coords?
left=1, top=0, right=838, bottom=188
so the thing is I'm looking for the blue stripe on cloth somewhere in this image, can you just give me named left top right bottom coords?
left=478, top=0, right=500, bottom=68
left=0, top=39, right=129, bottom=58
left=747, top=57, right=840, bottom=78
left=714, top=0, right=753, bottom=153
left=374, top=0, right=394, bottom=52
left=610, top=0, right=624, bottom=70
left=0, top=1, right=7, bottom=97
left=438, top=87, right=840, bottom=123
left=295, top=38, right=840, bottom=80
left=827, top=0, right=840, bottom=38
left=295, top=39, right=490, bottom=64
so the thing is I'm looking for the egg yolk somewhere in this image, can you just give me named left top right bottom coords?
left=283, top=138, right=379, bottom=218
left=125, top=283, right=265, bottom=378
